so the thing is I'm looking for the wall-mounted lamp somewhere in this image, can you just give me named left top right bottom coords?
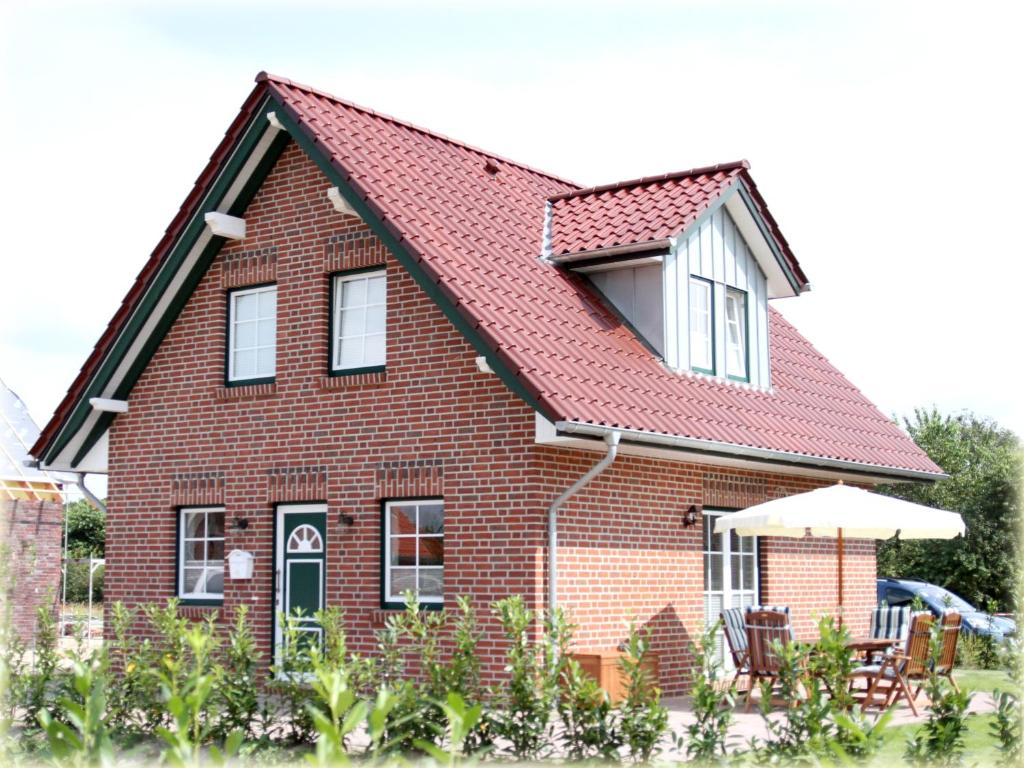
left=338, top=513, right=355, bottom=527
left=682, top=505, right=700, bottom=528
left=233, top=517, right=250, bottom=530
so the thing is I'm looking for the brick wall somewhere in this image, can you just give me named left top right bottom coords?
left=106, top=140, right=877, bottom=695
left=0, top=498, right=63, bottom=643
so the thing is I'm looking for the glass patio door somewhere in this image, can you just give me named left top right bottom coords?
left=702, top=509, right=759, bottom=669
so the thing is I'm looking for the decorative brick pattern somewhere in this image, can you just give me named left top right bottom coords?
left=0, top=499, right=63, bottom=643
left=170, top=472, right=226, bottom=507
left=703, top=472, right=768, bottom=509
left=324, top=229, right=387, bottom=273
left=267, top=466, right=328, bottom=502
left=105, top=142, right=878, bottom=696
left=214, top=383, right=277, bottom=400
left=375, top=459, right=445, bottom=499
left=319, top=371, right=387, bottom=390
left=221, top=246, right=278, bottom=288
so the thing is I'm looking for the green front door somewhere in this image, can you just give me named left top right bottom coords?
left=276, top=504, right=327, bottom=656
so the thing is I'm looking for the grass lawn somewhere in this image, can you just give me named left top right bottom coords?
left=872, top=667, right=1014, bottom=766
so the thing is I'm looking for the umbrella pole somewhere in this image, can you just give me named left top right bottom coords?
left=837, top=527, right=844, bottom=627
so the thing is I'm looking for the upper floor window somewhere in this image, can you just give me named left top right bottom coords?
left=383, top=499, right=443, bottom=608
left=724, top=288, right=748, bottom=381
left=228, top=284, right=277, bottom=383
left=331, top=269, right=386, bottom=373
left=689, top=277, right=714, bottom=374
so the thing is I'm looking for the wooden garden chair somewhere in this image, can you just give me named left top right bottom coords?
left=743, top=610, right=792, bottom=711
left=849, top=611, right=934, bottom=715
left=721, top=607, right=749, bottom=685
left=911, top=612, right=962, bottom=697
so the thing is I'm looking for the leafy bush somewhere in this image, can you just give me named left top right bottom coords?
left=956, top=631, right=1003, bottom=670
left=681, top=620, right=735, bottom=762
left=38, top=653, right=113, bottom=768
left=617, top=620, right=668, bottom=762
left=905, top=621, right=974, bottom=767
left=214, top=604, right=264, bottom=741
left=489, top=595, right=568, bottom=760
left=558, top=658, right=621, bottom=760
left=267, top=610, right=317, bottom=743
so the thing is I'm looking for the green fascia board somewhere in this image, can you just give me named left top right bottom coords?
left=52, top=94, right=279, bottom=466
left=267, top=96, right=548, bottom=418
left=673, top=181, right=804, bottom=296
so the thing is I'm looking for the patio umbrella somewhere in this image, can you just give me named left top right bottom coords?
left=712, top=482, right=965, bottom=623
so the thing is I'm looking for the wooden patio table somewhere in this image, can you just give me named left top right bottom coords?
left=845, top=637, right=895, bottom=665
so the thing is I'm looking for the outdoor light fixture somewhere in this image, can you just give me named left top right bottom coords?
left=233, top=517, right=249, bottom=530
left=683, top=505, right=700, bottom=528
left=339, top=513, right=355, bottom=527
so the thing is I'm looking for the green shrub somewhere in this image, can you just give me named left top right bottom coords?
left=489, top=595, right=568, bottom=760
left=305, top=657, right=366, bottom=767
left=681, top=620, right=735, bottom=762
left=62, top=559, right=104, bottom=604
left=990, top=636, right=1022, bottom=767
left=267, top=610, right=317, bottom=744
left=617, top=620, right=668, bottom=762
left=558, top=658, right=621, bottom=760
left=905, top=621, right=974, bottom=767
left=956, top=631, right=1002, bottom=670
left=215, top=604, right=264, bottom=741
left=37, top=652, right=114, bottom=768
left=22, top=604, right=61, bottom=732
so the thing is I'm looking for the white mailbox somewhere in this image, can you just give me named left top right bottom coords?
left=228, top=550, right=254, bottom=580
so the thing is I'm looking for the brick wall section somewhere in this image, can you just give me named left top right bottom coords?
left=106, top=142, right=545, bottom=677
left=538, top=451, right=876, bottom=694
left=0, top=498, right=63, bottom=643
left=105, top=140, right=877, bottom=695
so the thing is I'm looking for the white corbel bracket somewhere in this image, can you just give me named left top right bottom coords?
left=89, top=397, right=128, bottom=414
left=327, top=187, right=359, bottom=218
left=204, top=212, right=246, bottom=240
left=266, top=111, right=286, bottom=131
left=475, top=356, right=495, bottom=374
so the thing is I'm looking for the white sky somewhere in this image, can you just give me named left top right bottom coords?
left=2, top=0, right=1022, bottom=496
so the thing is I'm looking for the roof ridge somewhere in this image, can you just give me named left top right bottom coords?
left=547, top=159, right=750, bottom=203
left=256, top=71, right=580, bottom=188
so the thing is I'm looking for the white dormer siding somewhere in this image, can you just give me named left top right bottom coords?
left=664, top=208, right=771, bottom=388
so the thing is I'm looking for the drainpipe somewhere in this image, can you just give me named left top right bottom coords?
left=74, top=473, right=107, bottom=515
left=547, top=430, right=621, bottom=619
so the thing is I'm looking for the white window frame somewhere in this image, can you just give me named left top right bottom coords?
left=724, top=288, right=748, bottom=382
left=178, top=506, right=226, bottom=601
left=331, top=269, right=387, bottom=372
left=689, top=276, right=715, bottom=373
left=383, top=499, right=444, bottom=606
left=702, top=509, right=759, bottom=671
left=227, top=284, right=277, bottom=383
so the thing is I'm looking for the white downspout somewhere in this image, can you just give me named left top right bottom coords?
left=74, top=472, right=107, bottom=515
left=547, top=430, right=621, bottom=618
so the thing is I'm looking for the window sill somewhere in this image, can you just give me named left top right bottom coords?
left=320, top=368, right=387, bottom=390
left=372, top=603, right=442, bottom=624
left=215, top=382, right=277, bottom=400
left=178, top=601, right=223, bottom=618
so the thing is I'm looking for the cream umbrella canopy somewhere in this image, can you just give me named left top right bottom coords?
left=712, top=482, right=966, bottom=623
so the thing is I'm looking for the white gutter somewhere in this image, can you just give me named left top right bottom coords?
left=548, top=430, right=621, bottom=619
left=554, top=421, right=947, bottom=483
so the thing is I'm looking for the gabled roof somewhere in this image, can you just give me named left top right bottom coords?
left=32, top=73, right=943, bottom=481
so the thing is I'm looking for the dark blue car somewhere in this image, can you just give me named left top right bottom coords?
left=876, top=578, right=1016, bottom=641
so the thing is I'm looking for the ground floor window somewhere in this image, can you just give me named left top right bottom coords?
left=178, top=507, right=225, bottom=601
left=383, top=499, right=444, bottom=608
left=703, top=509, right=758, bottom=668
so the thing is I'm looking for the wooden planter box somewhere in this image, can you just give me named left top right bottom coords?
left=569, top=648, right=660, bottom=703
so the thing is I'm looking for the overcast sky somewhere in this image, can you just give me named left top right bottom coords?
left=2, top=0, right=1022, bottom=485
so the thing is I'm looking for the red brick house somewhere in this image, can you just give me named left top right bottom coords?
left=30, top=73, right=943, bottom=692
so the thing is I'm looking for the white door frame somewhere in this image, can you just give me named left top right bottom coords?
left=702, top=508, right=760, bottom=671
left=274, top=503, right=328, bottom=657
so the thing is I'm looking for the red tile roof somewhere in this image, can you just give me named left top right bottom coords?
left=33, top=73, right=942, bottom=478
left=548, top=162, right=808, bottom=291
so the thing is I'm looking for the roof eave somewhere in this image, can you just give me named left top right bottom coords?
left=553, top=420, right=948, bottom=484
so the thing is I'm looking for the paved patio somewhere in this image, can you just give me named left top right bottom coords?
left=658, top=688, right=998, bottom=756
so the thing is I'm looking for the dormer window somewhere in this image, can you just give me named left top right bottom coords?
left=689, top=277, right=714, bottom=374
left=724, top=288, right=748, bottom=381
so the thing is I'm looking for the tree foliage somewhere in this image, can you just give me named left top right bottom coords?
left=877, top=408, right=1021, bottom=611
left=64, top=499, right=105, bottom=559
